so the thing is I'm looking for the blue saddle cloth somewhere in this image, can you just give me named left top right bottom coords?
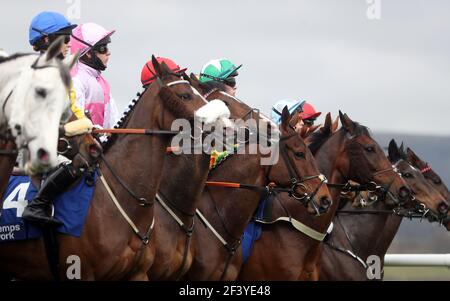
left=241, top=197, right=267, bottom=263
left=0, top=173, right=97, bottom=242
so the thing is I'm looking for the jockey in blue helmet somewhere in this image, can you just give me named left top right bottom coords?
left=271, top=99, right=306, bottom=125
left=22, top=12, right=83, bottom=226
left=29, top=11, right=77, bottom=59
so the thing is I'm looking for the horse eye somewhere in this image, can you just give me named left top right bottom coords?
left=35, top=87, right=47, bottom=98
left=434, top=178, right=442, bottom=185
left=365, top=146, right=375, bottom=152
left=178, top=93, right=192, bottom=101
left=294, top=151, right=305, bottom=159
left=402, top=172, right=413, bottom=178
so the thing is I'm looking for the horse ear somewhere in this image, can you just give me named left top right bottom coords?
left=280, top=106, right=290, bottom=130
left=159, top=61, right=171, bottom=75
left=190, top=73, right=200, bottom=84
left=320, top=113, right=332, bottom=134
left=46, top=36, right=65, bottom=61
left=289, top=110, right=300, bottom=129
left=65, top=51, right=80, bottom=70
left=406, top=147, right=421, bottom=166
left=182, top=73, right=192, bottom=84
left=189, top=73, right=201, bottom=90
left=299, top=124, right=308, bottom=138
left=151, top=55, right=163, bottom=77
left=339, top=111, right=356, bottom=134
left=332, top=115, right=339, bottom=132
left=399, top=142, right=405, bottom=156
left=57, top=63, right=72, bottom=90
left=388, top=139, right=401, bottom=163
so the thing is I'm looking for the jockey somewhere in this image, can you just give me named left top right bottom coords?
left=70, top=22, right=119, bottom=129
left=28, top=11, right=85, bottom=119
left=271, top=100, right=321, bottom=129
left=271, top=99, right=305, bottom=126
left=199, top=58, right=242, bottom=97
left=22, top=16, right=102, bottom=226
left=299, top=102, right=321, bottom=127
left=141, top=57, right=186, bottom=88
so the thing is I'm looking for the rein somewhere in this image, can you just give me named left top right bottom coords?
left=92, top=128, right=179, bottom=136
left=93, top=77, right=192, bottom=244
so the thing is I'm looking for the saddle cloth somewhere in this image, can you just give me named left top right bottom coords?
left=0, top=173, right=97, bottom=242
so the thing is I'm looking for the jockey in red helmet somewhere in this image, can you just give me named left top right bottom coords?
left=141, top=57, right=187, bottom=88
left=299, top=102, right=321, bottom=127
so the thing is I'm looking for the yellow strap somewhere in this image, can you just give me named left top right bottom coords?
left=254, top=216, right=327, bottom=241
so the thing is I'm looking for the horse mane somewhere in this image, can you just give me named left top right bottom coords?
left=308, top=129, right=333, bottom=155
left=308, top=121, right=372, bottom=155
left=199, top=80, right=229, bottom=95
left=101, top=79, right=194, bottom=153
left=101, top=89, right=145, bottom=152
left=0, top=53, right=34, bottom=64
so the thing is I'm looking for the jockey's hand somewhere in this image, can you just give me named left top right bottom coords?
left=64, top=118, right=94, bottom=137
left=92, top=124, right=111, bottom=141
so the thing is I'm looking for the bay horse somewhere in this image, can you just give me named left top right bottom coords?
left=319, top=139, right=446, bottom=280
left=238, top=112, right=412, bottom=280
left=149, top=74, right=297, bottom=280
left=0, top=57, right=228, bottom=280
left=0, top=37, right=77, bottom=175
left=405, top=147, right=450, bottom=230
left=185, top=98, right=333, bottom=281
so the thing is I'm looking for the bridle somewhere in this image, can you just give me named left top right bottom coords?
left=90, top=77, right=195, bottom=244
left=0, top=56, right=65, bottom=157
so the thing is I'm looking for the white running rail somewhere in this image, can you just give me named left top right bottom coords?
left=385, top=254, right=450, bottom=267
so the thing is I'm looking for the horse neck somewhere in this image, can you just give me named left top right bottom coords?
left=158, top=153, right=210, bottom=220
left=0, top=55, right=37, bottom=122
left=336, top=201, right=400, bottom=259
left=205, top=149, right=264, bottom=241
left=373, top=214, right=403, bottom=258
left=314, top=132, right=347, bottom=220
left=0, top=55, right=36, bottom=90
left=99, top=90, right=171, bottom=225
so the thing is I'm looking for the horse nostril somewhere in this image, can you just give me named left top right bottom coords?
left=89, top=144, right=102, bottom=158
left=438, top=201, right=449, bottom=214
left=37, top=148, right=50, bottom=163
left=14, top=124, right=22, bottom=134
left=398, top=186, right=411, bottom=200
left=320, top=197, right=332, bottom=211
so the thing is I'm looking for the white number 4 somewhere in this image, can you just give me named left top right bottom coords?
left=3, top=182, right=30, bottom=217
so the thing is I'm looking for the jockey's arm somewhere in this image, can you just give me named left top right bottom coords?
left=69, top=83, right=85, bottom=119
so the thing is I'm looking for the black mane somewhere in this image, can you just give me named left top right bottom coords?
left=101, top=89, right=145, bottom=153
left=308, top=122, right=372, bottom=155
left=0, top=53, right=34, bottom=64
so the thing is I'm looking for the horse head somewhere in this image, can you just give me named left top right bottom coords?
left=8, top=37, right=78, bottom=175
left=265, top=106, right=333, bottom=216
left=403, top=146, right=450, bottom=230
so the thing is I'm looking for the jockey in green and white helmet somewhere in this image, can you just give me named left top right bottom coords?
left=199, top=58, right=242, bottom=97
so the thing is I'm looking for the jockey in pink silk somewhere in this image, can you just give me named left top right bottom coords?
left=70, top=22, right=119, bottom=128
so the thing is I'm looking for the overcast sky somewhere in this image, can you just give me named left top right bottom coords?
left=1, top=0, right=450, bottom=136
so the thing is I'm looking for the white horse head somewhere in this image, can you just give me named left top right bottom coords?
left=3, top=38, right=78, bottom=174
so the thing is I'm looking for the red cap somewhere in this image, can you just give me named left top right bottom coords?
left=299, top=102, right=321, bottom=120
left=141, top=57, right=187, bottom=87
